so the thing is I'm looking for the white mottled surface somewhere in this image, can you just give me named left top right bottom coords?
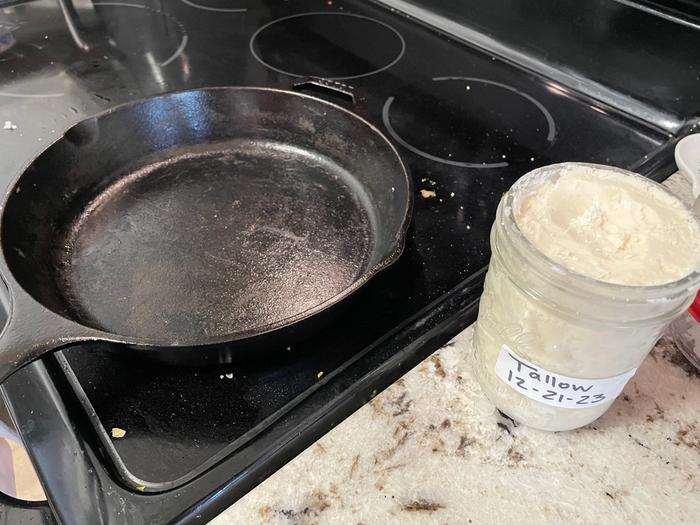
left=213, top=173, right=700, bottom=525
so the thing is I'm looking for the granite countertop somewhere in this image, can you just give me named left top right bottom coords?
left=213, top=173, right=700, bottom=525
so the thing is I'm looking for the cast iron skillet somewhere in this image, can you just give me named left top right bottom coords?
left=0, top=79, right=412, bottom=384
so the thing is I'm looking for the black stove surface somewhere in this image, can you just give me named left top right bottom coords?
left=0, top=0, right=684, bottom=523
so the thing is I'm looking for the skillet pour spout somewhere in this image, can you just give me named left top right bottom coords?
left=0, top=85, right=412, bottom=383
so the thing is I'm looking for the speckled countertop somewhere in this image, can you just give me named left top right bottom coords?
left=212, top=173, right=700, bottom=525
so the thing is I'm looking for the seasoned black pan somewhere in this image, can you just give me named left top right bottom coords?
left=0, top=80, right=411, bottom=383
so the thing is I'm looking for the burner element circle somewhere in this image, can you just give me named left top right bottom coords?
left=0, top=2, right=189, bottom=100
left=0, top=90, right=65, bottom=98
left=249, top=12, right=405, bottom=80
left=179, top=0, right=246, bottom=13
left=382, top=77, right=557, bottom=169
left=93, top=2, right=188, bottom=67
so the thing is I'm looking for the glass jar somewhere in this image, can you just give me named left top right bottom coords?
left=473, top=163, right=700, bottom=431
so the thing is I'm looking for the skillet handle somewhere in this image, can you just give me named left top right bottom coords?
left=0, top=282, right=87, bottom=523
left=0, top=285, right=90, bottom=386
left=292, top=78, right=368, bottom=116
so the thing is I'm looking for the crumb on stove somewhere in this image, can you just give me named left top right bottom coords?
left=224, top=373, right=233, bottom=379
left=420, top=189, right=437, bottom=199
left=111, top=427, right=126, bottom=439
left=317, top=371, right=324, bottom=380
left=136, top=485, right=146, bottom=492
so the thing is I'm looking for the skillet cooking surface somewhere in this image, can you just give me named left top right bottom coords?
left=55, top=140, right=373, bottom=340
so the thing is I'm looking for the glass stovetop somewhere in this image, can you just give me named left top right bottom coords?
left=0, top=0, right=680, bottom=523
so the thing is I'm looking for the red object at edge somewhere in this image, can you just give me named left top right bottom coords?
left=689, top=291, right=700, bottom=324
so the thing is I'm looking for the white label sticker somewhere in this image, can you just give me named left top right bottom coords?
left=494, top=345, right=636, bottom=409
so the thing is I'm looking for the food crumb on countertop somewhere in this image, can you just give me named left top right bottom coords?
left=3, top=121, right=17, bottom=130
left=111, top=427, right=126, bottom=439
left=420, top=189, right=437, bottom=199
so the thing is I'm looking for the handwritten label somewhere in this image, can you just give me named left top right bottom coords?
left=494, top=345, right=636, bottom=409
